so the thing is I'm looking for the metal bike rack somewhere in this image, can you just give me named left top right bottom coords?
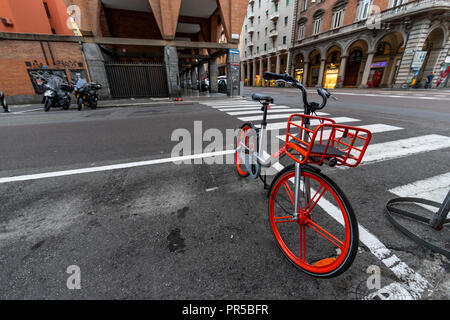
left=385, top=190, right=450, bottom=258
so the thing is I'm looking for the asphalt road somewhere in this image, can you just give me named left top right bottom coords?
left=0, top=88, right=448, bottom=300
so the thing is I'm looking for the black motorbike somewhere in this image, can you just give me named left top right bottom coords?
left=73, top=78, right=102, bottom=111
left=42, top=76, right=73, bottom=112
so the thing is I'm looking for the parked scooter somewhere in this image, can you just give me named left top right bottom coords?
left=73, top=78, right=102, bottom=111
left=42, top=76, right=73, bottom=112
left=0, top=91, right=9, bottom=113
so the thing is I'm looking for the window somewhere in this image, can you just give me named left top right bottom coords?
left=332, top=7, right=345, bottom=29
left=298, top=24, right=305, bottom=40
left=258, top=16, right=261, bottom=24
left=391, top=0, right=405, bottom=7
left=275, top=4, right=279, bottom=12
left=283, top=36, right=287, bottom=45
left=257, top=31, right=260, bottom=40
left=259, top=0, right=261, bottom=8
left=265, top=27, right=268, bottom=35
left=301, top=0, right=308, bottom=12
left=313, top=17, right=322, bottom=35
left=286, top=0, right=290, bottom=6
left=356, top=0, right=373, bottom=21
left=266, top=10, right=269, bottom=17
left=312, top=10, right=324, bottom=35
left=284, top=16, right=288, bottom=26
left=264, top=43, right=267, bottom=51
left=257, top=46, right=260, bottom=53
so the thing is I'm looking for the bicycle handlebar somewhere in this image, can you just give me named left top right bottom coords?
left=263, top=72, right=334, bottom=112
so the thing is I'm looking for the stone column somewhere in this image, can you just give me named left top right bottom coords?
left=164, top=45, right=180, bottom=98
left=336, top=55, right=347, bottom=88
left=226, top=49, right=241, bottom=97
left=359, top=52, right=375, bottom=88
left=303, top=61, right=309, bottom=86
left=82, top=43, right=111, bottom=98
left=199, top=63, right=207, bottom=91
left=208, top=58, right=219, bottom=93
left=191, top=66, right=198, bottom=91
left=259, top=58, right=263, bottom=86
left=246, top=61, right=251, bottom=86
left=252, top=59, right=257, bottom=87
left=317, top=58, right=326, bottom=88
left=276, top=54, right=281, bottom=74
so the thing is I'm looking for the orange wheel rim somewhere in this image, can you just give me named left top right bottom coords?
left=269, top=171, right=352, bottom=274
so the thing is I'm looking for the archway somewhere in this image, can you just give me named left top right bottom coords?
left=293, top=53, right=305, bottom=83
left=369, top=32, right=404, bottom=88
left=308, top=50, right=321, bottom=87
left=323, top=46, right=341, bottom=89
left=344, top=39, right=368, bottom=87
left=416, top=27, right=445, bottom=87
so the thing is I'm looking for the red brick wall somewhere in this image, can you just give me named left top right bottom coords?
left=0, top=40, right=88, bottom=96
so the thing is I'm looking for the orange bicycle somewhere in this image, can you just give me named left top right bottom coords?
left=236, top=72, right=372, bottom=278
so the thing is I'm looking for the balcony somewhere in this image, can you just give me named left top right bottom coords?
left=278, top=44, right=288, bottom=52
left=249, top=0, right=255, bottom=4
left=247, top=41, right=254, bottom=48
left=269, top=30, right=278, bottom=38
left=270, top=12, right=279, bottom=21
left=248, top=12, right=255, bottom=20
left=247, top=27, right=255, bottom=34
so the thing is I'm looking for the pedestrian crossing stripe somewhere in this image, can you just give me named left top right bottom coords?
left=227, top=108, right=303, bottom=116
left=276, top=124, right=404, bottom=141
left=262, top=117, right=359, bottom=131
left=218, top=106, right=292, bottom=112
left=389, top=172, right=450, bottom=212
left=238, top=112, right=329, bottom=122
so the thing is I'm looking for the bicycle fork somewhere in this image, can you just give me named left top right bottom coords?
left=293, top=162, right=311, bottom=221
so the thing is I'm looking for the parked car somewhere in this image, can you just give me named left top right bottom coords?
left=218, top=76, right=227, bottom=93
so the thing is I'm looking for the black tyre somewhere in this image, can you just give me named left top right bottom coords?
left=77, top=97, right=83, bottom=111
left=44, top=98, right=52, bottom=112
left=268, top=164, right=359, bottom=278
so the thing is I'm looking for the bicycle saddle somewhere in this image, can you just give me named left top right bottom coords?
left=251, top=93, right=274, bottom=104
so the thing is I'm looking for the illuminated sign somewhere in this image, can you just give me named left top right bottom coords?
left=371, top=61, right=387, bottom=68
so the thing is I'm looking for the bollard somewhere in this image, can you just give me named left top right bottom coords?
left=0, top=92, right=9, bottom=113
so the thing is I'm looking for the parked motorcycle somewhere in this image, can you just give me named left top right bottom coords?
left=42, top=76, right=73, bottom=112
left=73, top=78, right=102, bottom=111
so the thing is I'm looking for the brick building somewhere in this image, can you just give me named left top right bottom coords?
left=0, top=0, right=249, bottom=103
left=289, top=0, right=450, bottom=89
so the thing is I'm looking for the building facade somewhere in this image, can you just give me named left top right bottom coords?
left=289, top=0, right=450, bottom=89
left=240, top=0, right=298, bottom=86
left=0, top=0, right=249, bottom=103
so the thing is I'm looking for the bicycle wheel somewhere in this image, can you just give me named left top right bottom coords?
left=268, top=165, right=358, bottom=278
left=235, top=123, right=257, bottom=178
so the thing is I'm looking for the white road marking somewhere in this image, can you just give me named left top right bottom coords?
left=211, top=104, right=266, bottom=108
left=389, top=172, right=450, bottom=211
left=238, top=112, right=329, bottom=122
left=360, top=134, right=450, bottom=165
left=227, top=108, right=301, bottom=116
left=277, top=124, right=404, bottom=141
left=264, top=117, right=359, bottom=131
left=0, top=150, right=235, bottom=185
left=218, top=106, right=289, bottom=111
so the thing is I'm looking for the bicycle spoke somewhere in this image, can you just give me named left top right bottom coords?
left=307, top=219, right=344, bottom=249
left=274, top=196, right=294, bottom=217
left=304, top=185, right=326, bottom=215
left=299, top=224, right=305, bottom=261
left=274, top=216, right=296, bottom=224
left=282, top=181, right=295, bottom=206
